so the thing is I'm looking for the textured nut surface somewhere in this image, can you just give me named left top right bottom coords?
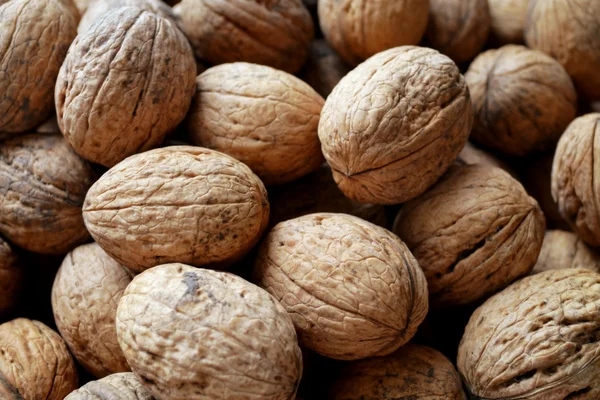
left=174, top=0, right=313, bottom=74
left=254, top=213, right=428, bottom=360
left=83, top=146, right=270, bottom=272
left=329, top=344, right=466, bottom=400
left=426, top=0, right=490, bottom=64
left=318, top=0, right=429, bottom=66
left=394, top=164, right=545, bottom=307
left=300, top=40, right=351, bottom=99
left=319, top=46, right=472, bottom=205
left=458, top=269, right=600, bottom=399
left=79, top=0, right=176, bottom=33
left=117, top=263, right=302, bottom=400
left=187, top=62, right=324, bottom=185
left=488, top=0, right=529, bottom=44
left=65, top=373, right=156, bottom=400
left=0, top=0, right=78, bottom=133
left=0, top=318, right=78, bottom=399
left=52, top=243, right=133, bottom=379
left=532, top=230, right=600, bottom=275
left=56, top=7, right=196, bottom=167
left=0, top=133, right=94, bottom=254
left=0, top=237, right=21, bottom=315
left=466, top=45, right=577, bottom=156
left=457, top=142, right=514, bottom=177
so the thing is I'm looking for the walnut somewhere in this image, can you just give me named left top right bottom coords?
left=458, top=269, right=600, bottom=399
left=116, top=263, right=302, bottom=400
left=525, top=0, right=600, bottom=100
left=488, top=0, right=529, bottom=44
left=0, top=133, right=95, bottom=254
left=318, top=0, right=429, bottom=66
left=36, top=115, right=61, bottom=134
left=0, top=0, right=78, bottom=133
left=319, top=46, right=472, bottom=205
left=65, top=373, right=156, bottom=400
left=254, top=213, right=428, bottom=360
left=73, top=0, right=92, bottom=14
left=393, top=164, right=545, bottom=307
left=78, top=0, right=176, bottom=33
left=457, top=142, right=515, bottom=177
left=174, top=0, right=313, bottom=74
left=0, top=318, right=78, bottom=399
left=0, top=238, right=22, bottom=315
left=328, top=344, right=466, bottom=400
left=532, top=230, right=600, bottom=275
left=52, top=243, right=133, bottom=379
left=300, top=40, right=351, bottom=99
left=55, top=7, right=196, bottom=167
left=466, top=45, right=577, bottom=156
left=83, top=146, right=270, bottom=272
left=186, top=62, right=324, bottom=185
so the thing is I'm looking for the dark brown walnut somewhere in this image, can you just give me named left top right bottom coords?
left=488, top=0, right=529, bottom=44
left=532, top=230, right=600, bottom=275
left=319, top=46, right=472, bottom=205
left=65, top=373, right=156, bottom=400
left=394, top=164, right=545, bottom=307
left=329, top=344, right=466, bottom=400
left=0, top=238, right=21, bottom=315
left=186, top=62, right=324, bottom=185
left=83, top=146, right=270, bottom=272
left=458, top=269, right=600, bottom=399
left=552, top=113, right=600, bottom=247
left=174, top=0, right=313, bottom=74
left=466, top=45, right=577, bottom=156
left=426, top=0, right=490, bottom=64
left=0, top=318, right=78, bottom=399
left=78, top=0, right=176, bottom=33
left=318, top=0, right=429, bottom=66
left=457, top=141, right=515, bottom=177
left=117, top=263, right=302, bottom=400
left=52, top=243, right=133, bottom=379
left=300, top=40, right=351, bottom=99
left=525, top=0, right=600, bottom=100
left=254, top=213, right=429, bottom=360
left=0, top=133, right=95, bottom=254
left=56, top=7, right=196, bottom=167
left=0, top=0, right=78, bottom=133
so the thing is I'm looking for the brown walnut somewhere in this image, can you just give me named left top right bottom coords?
left=0, top=237, right=21, bottom=315
left=457, top=142, right=515, bottom=177
left=488, top=0, right=529, bottom=44
left=300, top=40, right=351, bottom=99
left=65, top=373, right=156, bottom=400
left=532, top=230, right=600, bottom=275
left=78, top=0, right=176, bottom=33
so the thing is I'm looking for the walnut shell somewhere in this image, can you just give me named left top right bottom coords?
left=318, top=46, right=473, bottom=205
left=73, top=0, right=92, bottom=14
left=52, top=243, right=133, bottom=379
left=393, top=164, right=545, bottom=307
left=65, top=373, right=156, bottom=400
left=83, top=146, right=270, bottom=272
left=186, top=62, right=324, bottom=185
left=532, top=230, right=600, bottom=275
left=116, top=263, right=302, bottom=400
left=525, top=0, right=600, bottom=100
left=458, top=269, right=600, bottom=399
left=174, top=0, right=313, bottom=74
left=78, top=0, right=176, bottom=33
left=0, top=237, right=21, bottom=315
left=0, top=133, right=95, bottom=254
left=329, top=344, right=466, bottom=400
left=36, top=115, right=61, bottom=134
left=0, top=0, right=78, bottom=133
left=457, top=142, right=515, bottom=177
left=300, top=39, right=351, bottom=99
left=426, top=0, right=490, bottom=64
left=254, top=213, right=428, bottom=360
left=56, top=7, right=196, bottom=167
left=318, top=0, right=429, bottom=66
left=466, top=45, right=577, bottom=156
left=0, top=318, right=78, bottom=399
left=488, top=0, right=529, bottom=44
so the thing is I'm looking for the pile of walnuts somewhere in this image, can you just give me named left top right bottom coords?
left=1, top=0, right=600, bottom=398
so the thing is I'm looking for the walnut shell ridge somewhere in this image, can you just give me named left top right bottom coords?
left=532, top=230, right=600, bottom=275
left=65, top=373, right=156, bottom=400
left=488, top=0, right=529, bottom=44
left=78, top=0, right=176, bottom=33
left=318, top=46, right=473, bottom=205
left=0, top=238, right=21, bottom=316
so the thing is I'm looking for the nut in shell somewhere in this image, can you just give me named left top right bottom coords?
left=65, top=373, right=156, bottom=400
left=78, top=0, right=176, bottom=33
left=488, top=0, right=529, bottom=44
left=532, top=230, right=600, bottom=275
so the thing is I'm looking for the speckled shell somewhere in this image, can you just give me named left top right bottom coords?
left=488, top=0, right=529, bottom=44
left=78, top=0, right=176, bottom=33
left=0, top=238, right=21, bottom=315
left=532, top=230, right=600, bottom=275
left=300, top=40, right=351, bottom=99
left=65, top=373, right=156, bottom=400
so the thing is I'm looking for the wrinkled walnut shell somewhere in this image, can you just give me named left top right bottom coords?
left=254, top=213, right=428, bottom=360
left=65, top=373, right=156, bottom=400
left=458, top=269, right=600, bottom=399
left=488, top=0, right=529, bottom=44
left=300, top=39, right=351, bottom=99
left=532, top=230, right=600, bottom=275
left=394, top=164, right=545, bottom=307
left=187, top=62, right=324, bottom=185
left=117, top=263, right=302, bottom=400
left=78, top=0, right=176, bottom=33
left=0, top=238, right=21, bottom=315
left=83, top=146, right=270, bottom=272
left=319, top=46, right=472, bottom=205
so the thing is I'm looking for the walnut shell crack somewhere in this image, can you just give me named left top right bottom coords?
left=65, top=373, right=156, bottom=400
left=78, top=0, right=176, bottom=33
left=532, top=230, right=600, bottom=275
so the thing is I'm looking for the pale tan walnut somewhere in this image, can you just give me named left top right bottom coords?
left=458, top=269, right=600, bottom=399
left=186, top=62, right=324, bottom=186
left=467, top=45, right=577, bottom=156
left=55, top=7, right=196, bottom=167
left=457, top=142, right=515, bottom=177
left=488, top=0, right=529, bottom=44
left=254, top=213, right=428, bottom=360
left=532, top=230, right=600, bottom=275
left=0, top=237, right=22, bottom=315
left=52, top=243, right=133, bottom=379
left=78, top=0, right=176, bottom=33
left=65, top=373, right=156, bottom=400
left=116, top=263, right=302, bottom=400
left=552, top=113, right=600, bottom=247
left=0, top=133, right=95, bottom=254
left=426, top=0, right=490, bottom=64
left=318, top=0, right=429, bottom=66
left=393, top=164, right=545, bottom=307
left=319, top=46, right=473, bottom=205
left=174, top=0, right=313, bottom=74
left=328, top=344, right=466, bottom=400
left=73, top=0, right=92, bottom=14
left=0, top=318, right=78, bottom=399
left=300, top=40, right=351, bottom=99
left=525, top=0, right=600, bottom=100
left=0, top=0, right=78, bottom=133
left=83, top=146, right=270, bottom=272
